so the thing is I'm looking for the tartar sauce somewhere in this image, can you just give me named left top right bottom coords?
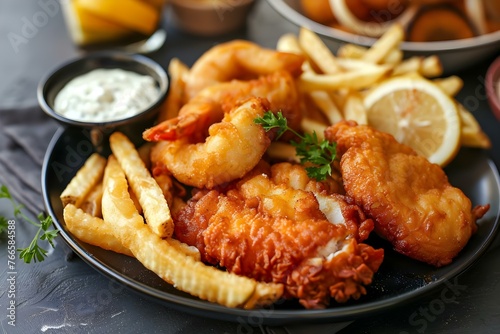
left=54, top=68, right=159, bottom=122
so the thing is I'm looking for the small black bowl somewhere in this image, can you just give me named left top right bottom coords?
left=37, top=51, right=169, bottom=152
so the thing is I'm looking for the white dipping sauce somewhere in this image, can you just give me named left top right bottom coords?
left=54, top=68, right=159, bottom=122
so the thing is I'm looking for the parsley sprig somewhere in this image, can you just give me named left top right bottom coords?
left=0, top=185, right=58, bottom=263
left=254, top=111, right=337, bottom=181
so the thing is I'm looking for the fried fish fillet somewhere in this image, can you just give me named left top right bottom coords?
left=174, top=162, right=384, bottom=308
left=325, top=121, right=490, bottom=267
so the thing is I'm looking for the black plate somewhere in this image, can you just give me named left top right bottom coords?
left=42, top=126, right=500, bottom=326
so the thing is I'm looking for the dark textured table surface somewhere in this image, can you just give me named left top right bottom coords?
left=0, top=1, right=499, bottom=333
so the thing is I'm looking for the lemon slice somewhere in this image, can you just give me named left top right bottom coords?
left=63, top=1, right=132, bottom=45
left=363, top=76, right=461, bottom=166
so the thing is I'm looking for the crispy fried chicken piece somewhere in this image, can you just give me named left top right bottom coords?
left=325, top=121, right=490, bottom=267
left=174, top=162, right=384, bottom=309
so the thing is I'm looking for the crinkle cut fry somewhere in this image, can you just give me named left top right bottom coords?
left=63, top=203, right=133, bottom=257
left=101, top=155, right=283, bottom=309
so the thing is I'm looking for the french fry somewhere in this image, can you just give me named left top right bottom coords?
left=276, top=33, right=317, bottom=73
left=79, top=182, right=103, bottom=217
left=64, top=203, right=133, bottom=257
left=336, top=58, right=388, bottom=72
left=421, top=55, right=443, bottom=78
left=154, top=173, right=174, bottom=207
left=337, top=43, right=366, bottom=59
left=156, top=58, right=189, bottom=122
left=308, top=91, right=343, bottom=124
left=343, top=93, right=368, bottom=125
left=457, top=103, right=491, bottom=148
left=266, top=142, right=300, bottom=163
left=434, top=76, right=464, bottom=96
left=299, top=66, right=391, bottom=91
left=393, top=56, right=423, bottom=76
left=109, top=132, right=173, bottom=238
left=60, top=153, right=106, bottom=208
left=383, top=48, right=403, bottom=65
left=301, top=117, right=327, bottom=140
left=362, top=24, right=404, bottom=64
left=276, top=33, right=303, bottom=54
left=299, top=27, right=341, bottom=74
left=393, top=55, right=442, bottom=78
left=102, top=155, right=283, bottom=308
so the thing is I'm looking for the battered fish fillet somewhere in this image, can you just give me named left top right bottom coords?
left=174, top=162, right=384, bottom=309
left=325, top=121, right=490, bottom=267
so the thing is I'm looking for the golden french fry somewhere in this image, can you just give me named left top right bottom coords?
left=156, top=58, right=189, bottom=122
left=434, top=76, right=464, bottom=96
left=276, top=33, right=318, bottom=74
left=343, top=93, right=368, bottom=125
left=301, top=117, right=327, bottom=140
left=393, top=57, right=423, bottom=76
left=64, top=203, right=133, bottom=257
left=276, top=33, right=303, bottom=54
left=457, top=103, right=491, bottom=148
left=102, top=155, right=283, bottom=308
left=109, top=132, right=173, bottom=238
left=308, top=91, right=343, bottom=124
left=79, top=182, right=103, bottom=217
left=60, top=153, right=107, bottom=208
left=299, top=66, right=391, bottom=91
left=154, top=173, right=174, bottom=207
left=336, top=58, right=389, bottom=72
left=362, top=24, right=404, bottom=64
left=382, top=48, right=403, bottom=65
left=299, top=27, right=341, bottom=74
left=266, top=142, right=300, bottom=163
left=421, top=55, right=443, bottom=78
left=393, top=55, right=442, bottom=78
left=337, top=43, right=366, bottom=59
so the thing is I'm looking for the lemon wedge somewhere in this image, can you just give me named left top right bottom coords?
left=64, top=1, right=131, bottom=45
left=76, top=0, right=159, bottom=35
left=363, top=76, right=461, bottom=166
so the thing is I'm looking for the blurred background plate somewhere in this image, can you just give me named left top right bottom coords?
left=267, top=0, right=500, bottom=74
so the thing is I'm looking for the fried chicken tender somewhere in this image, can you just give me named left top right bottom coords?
left=174, top=162, right=384, bottom=309
left=325, top=121, right=490, bottom=267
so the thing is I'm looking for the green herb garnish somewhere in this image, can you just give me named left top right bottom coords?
left=254, top=111, right=337, bottom=181
left=0, top=184, right=58, bottom=263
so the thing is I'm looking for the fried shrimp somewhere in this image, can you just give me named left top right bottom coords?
left=143, top=71, right=303, bottom=142
left=184, top=40, right=304, bottom=100
left=150, top=98, right=272, bottom=189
